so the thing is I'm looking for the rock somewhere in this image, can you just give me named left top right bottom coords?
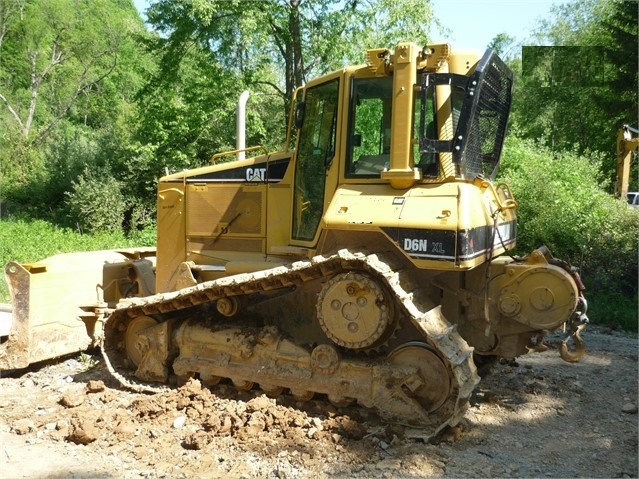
left=507, top=462, right=521, bottom=474
left=247, top=395, right=274, bottom=412
left=335, top=417, right=367, bottom=440
left=375, top=458, right=402, bottom=471
left=133, top=446, right=147, bottom=459
left=217, top=415, right=233, bottom=436
left=172, top=415, right=187, bottom=429
left=60, top=390, right=85, bottom=408
left=114, top=420, right=137, bottom=436
left=12, top=418, right=35, bottom=435
left=68, top=420, right=99, bottom=444
left=56, top=420, right=70, bottom=436
left=275, top=464, right=289, bottom=479
left=311, top=417, right=323, bottom=430
left=86, top=380, right=105, bottom=393
left=291, top=414, right=306, bottom=428
left=21, top=378, right=35, bottom=388
left=183, top=430, right=209, bottom=450
left=621, top=403, right=638, bottom=414
left=100, top=389, right=117, bottom=403
left=438, top=425, right=463, bottom=443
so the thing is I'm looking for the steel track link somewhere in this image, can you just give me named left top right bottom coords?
left=101, top=249, right=479, bottom=434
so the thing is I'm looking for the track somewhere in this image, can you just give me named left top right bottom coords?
left=102, top=249, right=479, bottom=436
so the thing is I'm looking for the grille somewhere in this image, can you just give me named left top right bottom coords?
left=460, top=53, right=512, bottom=180
left=418, top=50, right=513, bottom=181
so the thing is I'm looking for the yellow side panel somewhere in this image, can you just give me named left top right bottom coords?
left=323, top=184, right=405, bottom=230
left=323, top=183, right=517, bottom=271
left=186, top=184, right=264, bottom=237
left=266, top=185, right=294, bottom=252
left=156, top=184, right=186, bottom=293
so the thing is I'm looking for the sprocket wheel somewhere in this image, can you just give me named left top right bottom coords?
left=316, top=272, right=396, bottom=350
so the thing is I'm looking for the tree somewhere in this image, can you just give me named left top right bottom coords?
left=488, top=33, right=517, bottom=61
left=512, top=0, right=638, bottom=164
left=144, top=0, right=435, bottom=113
left=64, top=166, right=128, bottom=234
left=0, top=0, right=143, bottom=142
left=136, top=0, right=436, bottom=173
left=0, top=0, right=152, bottom=227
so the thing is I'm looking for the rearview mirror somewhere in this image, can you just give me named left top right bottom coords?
left=294, top=101, right=306, bottom=129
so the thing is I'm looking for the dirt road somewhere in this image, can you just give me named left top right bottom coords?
left=1, top=326, right=637, bottom=479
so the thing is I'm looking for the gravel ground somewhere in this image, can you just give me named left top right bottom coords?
left=0, top=326, right=637, bottom=479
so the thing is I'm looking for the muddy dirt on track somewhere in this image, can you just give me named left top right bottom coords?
left=1, top=326, right=637, bottom=479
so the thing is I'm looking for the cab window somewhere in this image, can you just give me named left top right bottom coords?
left=293, top=78, right=339, bottom=241
left=346, top=76, right=392, bottom=177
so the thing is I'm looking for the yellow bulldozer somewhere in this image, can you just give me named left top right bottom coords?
left=1, top=43, right=588, bottom=436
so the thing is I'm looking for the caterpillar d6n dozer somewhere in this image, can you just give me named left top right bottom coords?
left=2, top=43, right=589, bottom=436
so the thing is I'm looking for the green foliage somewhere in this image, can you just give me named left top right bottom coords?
left=588, top=290, right=638, bottom=332
left=78, top=351, right=99, bottom=371
left=64, top=167, right=128, bottom=234
left=144, top=0, right=435, bottom=114
left=133, top=48, right=247, bottom=171
left=0, top=0, right=156, bottom=232
left=505, top=1, right=639, bottom=330
left=0, top=0, right=147, bottom=140
left=488, top=33, right=518, bottom=61
left=499, top=136, right=639, bottom=329
left=513, top=0, right=638, bottom=161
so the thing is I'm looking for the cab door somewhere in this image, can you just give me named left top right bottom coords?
left=291, top=76, right=340, bottom=243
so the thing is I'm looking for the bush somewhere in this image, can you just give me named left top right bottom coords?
left=64, top=167, right=128, bottom=234
left=499, top=136, right=639, bottom=330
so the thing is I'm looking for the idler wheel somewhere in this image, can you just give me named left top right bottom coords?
left=216, top=297, right=240, bottom=317
left=388, top=342, right=451, bottom=413
left=124, top=315, right=158, bottom=367
left=317, top=272, right=396, bottom=350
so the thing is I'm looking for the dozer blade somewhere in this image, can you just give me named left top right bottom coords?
left=1, top=248, right=155, bottom=370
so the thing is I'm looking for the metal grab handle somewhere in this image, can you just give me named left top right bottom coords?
left=210, top=145, right=268, bottom=165
left=479, top=179, right=518, bottom=212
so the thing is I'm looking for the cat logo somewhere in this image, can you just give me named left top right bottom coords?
left=246, top=167, right=267, bottom=182
left=403, top=238, right=428, bottom=252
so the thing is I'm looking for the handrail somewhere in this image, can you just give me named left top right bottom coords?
left=210, top=145, right=268, bottom=165
left=478, top=179, right=518, bottom=211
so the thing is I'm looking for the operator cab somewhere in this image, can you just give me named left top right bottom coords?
left=340, top=45, right=512, bottom=184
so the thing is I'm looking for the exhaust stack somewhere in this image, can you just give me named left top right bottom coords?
left=236, top=90, right=250, bottom=160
